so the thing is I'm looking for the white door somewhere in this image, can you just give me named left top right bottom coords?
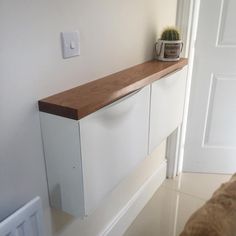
left=183, top=0, right=236, bottom=174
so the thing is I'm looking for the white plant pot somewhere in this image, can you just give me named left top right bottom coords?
left=155, top=39, right=183, bottom=61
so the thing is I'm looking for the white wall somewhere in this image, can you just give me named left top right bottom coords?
left=0, top=0, right=177, bottom=235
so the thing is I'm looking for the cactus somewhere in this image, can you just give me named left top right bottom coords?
left=161, top=27, right=180, bottom=41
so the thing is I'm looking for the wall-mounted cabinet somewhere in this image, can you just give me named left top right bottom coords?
left=40, top=86, right=150, bottom=217
left=39, top=59, right=188, bottom=217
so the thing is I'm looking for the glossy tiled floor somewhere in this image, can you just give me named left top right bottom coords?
left=124, top=173, right=231, bottom=236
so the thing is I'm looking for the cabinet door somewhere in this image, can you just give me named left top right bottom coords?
left=79, top=86, right=150, bottom=214
left=149, top=67, right=187, bottom=153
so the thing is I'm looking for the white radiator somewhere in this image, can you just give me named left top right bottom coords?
left=0, top=197, right=44, bottom=236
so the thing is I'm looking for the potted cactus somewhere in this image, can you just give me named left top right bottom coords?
left=155, top=27, right=183, bottom=61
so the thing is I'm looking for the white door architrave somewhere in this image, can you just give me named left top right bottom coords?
left=166, top=0, right=200, bottom=177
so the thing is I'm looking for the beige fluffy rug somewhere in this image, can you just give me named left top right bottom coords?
left=180, top=173, right=236, bottom=236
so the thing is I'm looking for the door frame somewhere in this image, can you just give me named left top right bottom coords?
left=166, top=0, right=201, bottom=178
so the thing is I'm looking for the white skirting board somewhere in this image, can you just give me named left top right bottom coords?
left=101, top=160, right=167, bottom=236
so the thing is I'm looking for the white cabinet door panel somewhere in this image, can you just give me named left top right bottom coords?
left=80, top=86, right=150, bottom=214
left=149, top=68, right=187, bottom=153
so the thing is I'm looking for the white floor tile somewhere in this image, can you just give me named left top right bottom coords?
left=124, top=173, right=231, bottom=236
left=164, top=172, right=231, bottom=200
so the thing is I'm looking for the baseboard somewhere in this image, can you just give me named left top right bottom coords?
left=100, top=160, right=167, bottom=236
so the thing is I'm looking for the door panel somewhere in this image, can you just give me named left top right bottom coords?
left=183, top=0, right=236, bottom=173
left=217, top=0, right=236, bottom=46
left=149, top=68, right=187, bottom=153
left=80, top=86, right=150, bottom=214
left=203, top=75, right=236, bottom=147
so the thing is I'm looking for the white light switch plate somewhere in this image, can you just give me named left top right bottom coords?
left=61, top=31, right=80, bottom=59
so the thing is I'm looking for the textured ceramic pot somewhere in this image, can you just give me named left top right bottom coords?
left=155, top=39, right=183, bottom=61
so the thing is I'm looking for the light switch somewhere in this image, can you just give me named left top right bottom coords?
left=70, top=41, right=76, bottom=49
left=61, top=31, right=80, bottom=59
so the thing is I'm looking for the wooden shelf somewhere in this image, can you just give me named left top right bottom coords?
left=38, top=58, right=188, bottom=120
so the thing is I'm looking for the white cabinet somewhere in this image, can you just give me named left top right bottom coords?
left=149, top=67, right=187, bottom=153
left=39, top=65, right=188, bottom=218
left=40, top=85, right=150, bottom=217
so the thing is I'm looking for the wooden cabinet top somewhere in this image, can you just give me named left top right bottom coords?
left=38, top=58, right=188, bottom=120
